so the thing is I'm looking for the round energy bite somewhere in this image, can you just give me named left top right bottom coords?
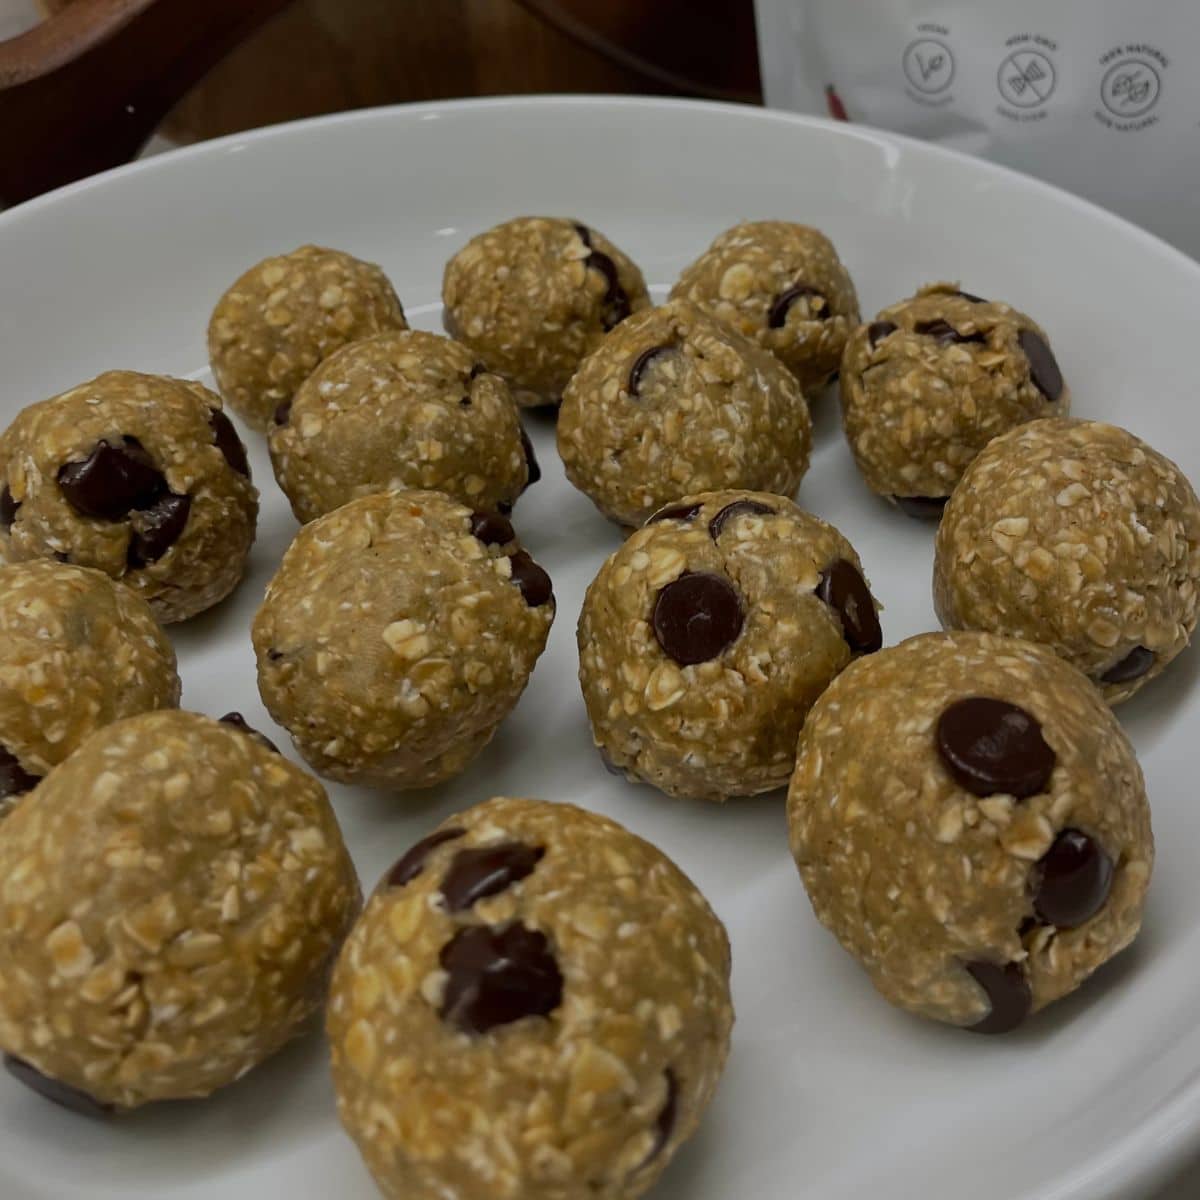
left=328, top=796, right=733, bottom=1200
left=253, top=489, right=554, bottom=789
left=935, top=417, right=1200, bottom=703
left=669, top=220, right=859, bottom=391
left=0, top=371, right=258, bottom=623
left=0, top=561, right=180, bottom=819
left=839, top=282, right=1069, bottom=514
left=788, top=631, right=1153, bottom=1033
left=269, top=330, right=533, bottom=523
left=208, top=244, right=408, bottom=432
left=0, top=710, right=360, bottom=1110
left=578, top=490, right=881, bottom=801
left=442, top=217, right=651, bottom=407
left=558, top=301, right=812, bottom=529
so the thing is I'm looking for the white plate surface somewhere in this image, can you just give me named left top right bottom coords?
left=1, top=96, right=1199, bottom=1200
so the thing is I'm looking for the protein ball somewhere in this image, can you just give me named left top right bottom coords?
left=670, top=220, right=859, bottom=391
left=788, top=631, right=1152, bottom=1033
left=934, top=417, right=1200, bottom=703
left=253, top=489, right=554, bottom=789
left=0, top=710, right=361, bottom=1110
left=208, top=244, right=408, bottom=432
left=0, top=371, right=258, bottom=623
left=328, top=796, right=732, bottom=1200
left=269, top=330, right=532, bottom=524
left=442, top=217, right=651, bottom=407
left=557, top=301, right=813, bottom=529
left=0, top=561, right=180, bottom=819
left=839, top=282, right=1069, bottom=515
left=578, top=490, right=880, bottom=801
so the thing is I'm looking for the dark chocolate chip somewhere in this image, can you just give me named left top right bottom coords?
left=893, top=495, right=949, bottom=520
left=519, top=425, right=541, bottom=488
left=1032, top=829, right=1114, bottom=929
left=4, top=1055, right=112, bottom=1116
left=652, top=571, right=744, bottom=666
left=628, top=344, right=675, bottom=397
left=708, top=499, right=775, bottom=540
left=508, top=550, right=553, bottom=607
left=208, top=409, right=250, bottom=478
left=57, top=437, right=167, bottom=520
left=585, top=250, right=632, bottom=330
left=573, top=222, right=593, bottom=247
left=440, top=841, right=545, bottom=912
left=497, top=501, right=513, bottom=516
left=52, top=552, right=71, bottom=563
left=936, top=697, right=1055, bottom=799
left=1017, top=329, right=1064, bottom=402
left=1100, top=645, right=1155, bottom=685
left=439, top=922, right=563, bottom=1034
left=0, top=485, right=18, bottom=531
left=816, top=559, right=882, bottom=654
left=1017, top=916, right=1040, bottom=938
left=867, top=320, right=898, bottom=349
left=126, top=493, right=190, bottom=568
left=915, top=319, right=986, bottom=347
left=470, top=511, right=516, bottom=546
left=598, top=748, right=625, bottom=776
left=0, top=745, right=40, bottom=799
left=266, top=648, right=284, bottom=662
left=273, top=399, right=293, bottom=426
left=469, top=362, right=487, bottom=380
left=767, top=283, right=828, bottom=329
left=460, top=396, right=472, bottom=407
left=964, top=961, right=1031, bottom=1035
left=218, top=711, right=281, bottom=755
left=385, top=827, right=467, bottom=889
left=639, top=1069, right=680, bottom=1170
left=647, top=502, right=701, bottom=525
left=955, top=290, right=986, bottom=303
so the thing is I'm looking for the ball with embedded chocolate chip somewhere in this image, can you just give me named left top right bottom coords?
left=327, top=795, right=733, bottom=1200
left=0, top=371, right=258, bottom=623
left=253, top=489, right=554, bottom=789
left=934, top=417, right=1200, bottom=703
left=577, top=490, right=880, bottom=802
left=839, top=282, right=1070, bottom=515
left=788, top=631, right=1153, bottom=1033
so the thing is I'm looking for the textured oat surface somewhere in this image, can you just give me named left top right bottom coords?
left=935, top=418, right=1200, bottom=702
left=269, top=330, right=529, bottom=523
left=442, top=217, right=650, bottom=407
left=670, top=220, right=859, bottom=391
left=0, top=710, right=361, bottom=1108
left=328, top=796, right=732, bottom=1200
left=208, top=244, right=408, bottom=431
left=788, top=631, right=1152, bottom=1028
left=557, top=301, right=812, bottom=528
left=253, top=490, right=554, bottom=789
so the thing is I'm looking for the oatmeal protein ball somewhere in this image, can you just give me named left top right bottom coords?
left=442, top=217, right=651, bottom=407
left=208, top=244, right=408, bottom=431
left=0, top=371, right=258, bottom=623
left=579, top=490, right=881, bottom=802
left=934, top=417, right=1200, bottom=703
left=789, top=631, right=1153, bottom=1034
left=328, top=795, right=733, bottom=1200
left=0, top=561, right=180, bottom=819
left=840, top=283, right=1069, bottom=517
left=253, top=489, right=554, bottom=789
left=558, top=301, right=813, bottom=529
left=670, top=220, right=859, bottom=392
left=269, top=329, right=534, bottom=524
left=0, top=709, right=360, bottom=1111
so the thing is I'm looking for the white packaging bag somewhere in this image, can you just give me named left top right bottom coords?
left=754, top=0, right=1199, bottom=259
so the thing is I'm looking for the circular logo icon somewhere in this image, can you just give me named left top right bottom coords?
left=903, top=39, right=955, bottom=95
left=1101, top=58, right=1162, bottom=118
left=997, top=49, right=1056, bottom=108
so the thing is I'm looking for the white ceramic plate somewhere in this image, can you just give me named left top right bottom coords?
left=0, top=96, right=1198, bottom=1200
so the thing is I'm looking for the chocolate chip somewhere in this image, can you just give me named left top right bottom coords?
left=708, top=499, right=775, bottom=540
left=767, top=283, right=828, bottom=329
left=208, top=409, right=250, bottom=478
left=893, top=495, right=949, bottom=520
left=0, top=485, right=18, bottom=531
left=585, top=250, right=632, bottom=330
left=508, top=550, right=553, bottom=607
left=469, top=362, right=487, bottom=380
left=638, top=1069, right=679, bottom=1170
left=955, top=290, right=986, bottom=303
left=1017, top=915, right=1040, bottom=938
left=867, top=320, right=898, bottom=349
left=628, top=344, right=675, bottom=397
left=1100, top=645, right=1154, bottom=685
left=218, top=711, right=281, bottom=755
left=57, top=437, right=167, bottom=520
left=573, top=222, right=593, bottom=247
left=816, top=559, right=882, bottom=654
left=273, top=399, right=292, bottom=426
left=266, top=648, right=284, bottom=662
left=4, top=1055, right=112, bottom=1116
left=460, top=396, right=472, bottom=407
left=470, top=511, right=516, bottom=546
left=385, top=827, right=467, bottom=889
left=598, top=748, right=625, bottom=776
left=652, top=571, right=744, bottom=666
left=936, top=697, right=1055, bottom=799
left=1017, top=329, right=1064, bottom=402
left=964, top=961, right=1031, bottom=1035
left=440, top=841, right=545, bottom=912
left=126, top=493, right=190, bottom=568
left=915, top=319, right=986, bottom=347
left=519, top=425, right=541, bottom=488
left=439, top=922, right=563, bottom=1034
left=52, top=552, right=71, bottom=563
left=0, top=745, right=39, bottom=799
left=497, top=501, right=513, bottom=516
left=1032, top=829, right=1114, bottom=929
left=647, top=502, right=701, bottom=525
